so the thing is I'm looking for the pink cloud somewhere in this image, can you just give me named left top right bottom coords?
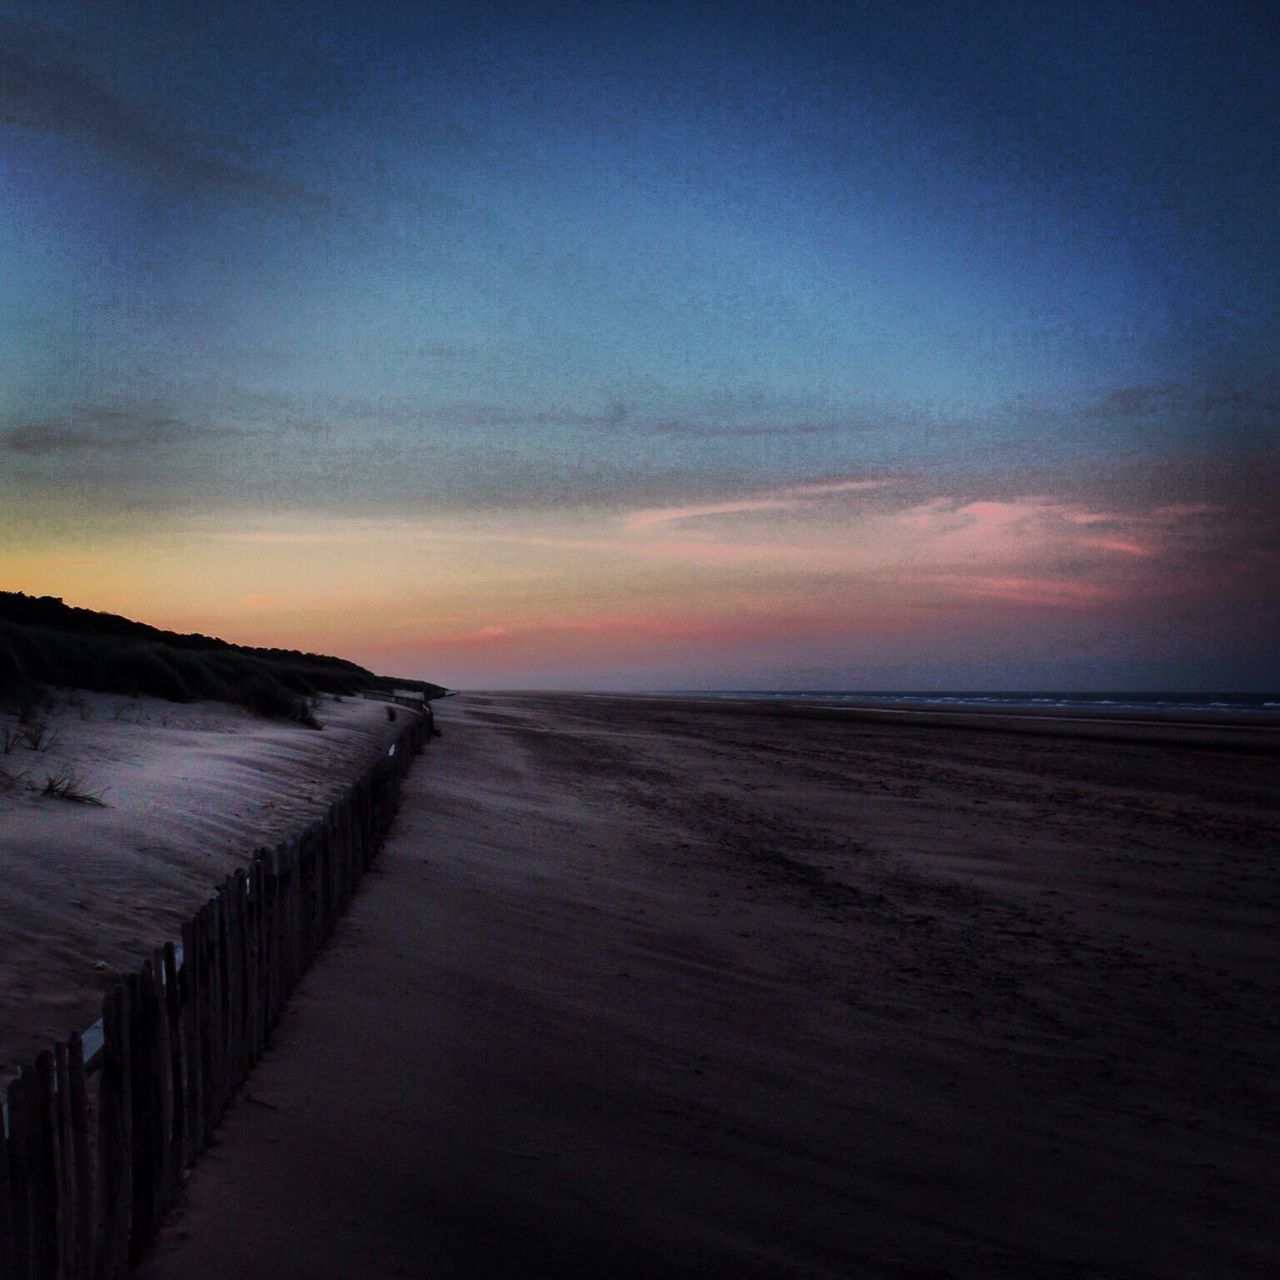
left=927, top=574, right=1123, bottom=607
left=894, top=495, right=1187, bottom=561
left=1066, top=510, right=1124, bottom=525
left=1081, top=536, right=1150, bottom=556
left=621, top=475, right=896, bottom=530
left=884, top=495, right=1212, bottom=605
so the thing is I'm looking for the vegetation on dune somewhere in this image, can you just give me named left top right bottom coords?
left=0, top=619, right=332, bottom=726
left=37, top=761, right=106, bottom=805
left=0, top=592, right=445, bottom=724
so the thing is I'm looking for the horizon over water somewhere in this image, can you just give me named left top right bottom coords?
left=666, top=690, right=1280, bottom=720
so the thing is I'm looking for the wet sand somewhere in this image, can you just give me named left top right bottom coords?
left=134, top=693, right=1278, bottom=1278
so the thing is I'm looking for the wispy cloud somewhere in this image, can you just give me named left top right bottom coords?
left=3, top=408, right=247, bottom=456
left=893, top=495, right=1190, bottom=568
left=923, top=574, right=1124, bottom=607
left=175, top=381, right=631, bottom=434
left=622, top=496, right=806, bottom=530
left=641, top=419, right=847, bottom=439
left=427, top=611, right=806, bottom=653
left=188, top=478, right=1234, bottom=610
left=621, top=476, right=897, bottom=530
left=0, top=36, right=322, bottom=208
left=1086, top=380, right=1280, bottom=422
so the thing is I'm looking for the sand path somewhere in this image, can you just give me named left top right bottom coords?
left=133, top=693, right=1278, bottom=1278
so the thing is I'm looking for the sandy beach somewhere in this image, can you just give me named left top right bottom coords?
left=120, top=691, right=1278, bottom=1278
left=0, top=691, right=405, bottom=1080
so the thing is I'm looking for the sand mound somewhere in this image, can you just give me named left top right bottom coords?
left=0, top=690, right=404, bottom=1078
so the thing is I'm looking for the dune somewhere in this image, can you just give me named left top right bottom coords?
left=0, top=690, right=404, bottom=1081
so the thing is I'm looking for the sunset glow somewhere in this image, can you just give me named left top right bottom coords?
left=2, top=2, right=1276, bottom=689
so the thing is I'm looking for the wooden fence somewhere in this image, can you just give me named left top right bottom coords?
left=0, top=710, right=430, bottom=1280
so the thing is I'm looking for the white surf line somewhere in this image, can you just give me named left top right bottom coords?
left=630, top=694, right=1280, bottom=733
left=814, top=705, right=1280, bottom=732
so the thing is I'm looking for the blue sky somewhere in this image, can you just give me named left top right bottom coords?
left=2, top=1, right=1277, bottom=687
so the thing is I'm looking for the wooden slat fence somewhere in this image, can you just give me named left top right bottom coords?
left=0, top=711, right=430, bottom=1280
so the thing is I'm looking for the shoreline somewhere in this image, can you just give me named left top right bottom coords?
left=539, top=688, right=1280, bottom=751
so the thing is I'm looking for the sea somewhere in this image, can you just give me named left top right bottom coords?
left=684, top=690, right=1280, bottom=723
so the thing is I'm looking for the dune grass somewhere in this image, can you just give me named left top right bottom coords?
left=36, top=761, right=106, bottom=806
left=0, top=623, right=341, bottom=725
left=0, top=592, right=445, bottom=725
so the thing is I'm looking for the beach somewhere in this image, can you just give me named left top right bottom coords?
left=124, top=691, right=1277, bottom=1278
left=0, top=692, right=405, bottom=1080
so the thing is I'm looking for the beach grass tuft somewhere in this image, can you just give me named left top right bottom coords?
left=36, top=761, right=106, bottom=806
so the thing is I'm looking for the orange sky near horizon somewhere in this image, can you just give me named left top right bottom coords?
left=2, top=3, right=1276, bottom=690
left=4, top=468, right=1265, bottom=689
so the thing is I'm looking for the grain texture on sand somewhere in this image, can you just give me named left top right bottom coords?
left=134, top=693, right=1278, bottom=1279
left=0, top=692, right=403, bottom=1078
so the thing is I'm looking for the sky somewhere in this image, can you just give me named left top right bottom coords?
left=2, top=0, right=1277, bottom=690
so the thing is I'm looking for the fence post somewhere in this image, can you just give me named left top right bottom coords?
left=315, top=821, right=330, bottom=941
left=225, top=876, right=243, bottom=1089
left=147, top=949, right=173, bottom=1217
left=261, top=854, right=278, bottom=1028
left=160, top=944, right=183, bottom=1197
left=125, top=969, right=153, bottom=1261
left=33, top=1051, right=58, bottom=1280
left=212, top=889, right=229, bottom=1123
left=245, top=864, right=261, bottom=1066
left=274, top=847, right=291, bottom=1006
left=92, top=983, right=131, bottom=1280
left=335, top=800, right=350, bottom=915
left=237, top=871, right=252, bottom=1074
left=1, top=705, right=430, bottom=1279
left=197, top=904, right=216, bottom=1150
left=66, top=1034, right=91, bottom=1280
left=5, top=1071, right=32, bottom=1280
left=257, top=854, right=270, bottom=1053
left=54, top=1040, right=74, bottom=1280
left=179, top=921, right=201, bottom=1165
left=293, top=841, right=307, bottom=976
left=300, top=834, right=315, bottom=969
left=0, top=1073, right=11, bottom=1280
